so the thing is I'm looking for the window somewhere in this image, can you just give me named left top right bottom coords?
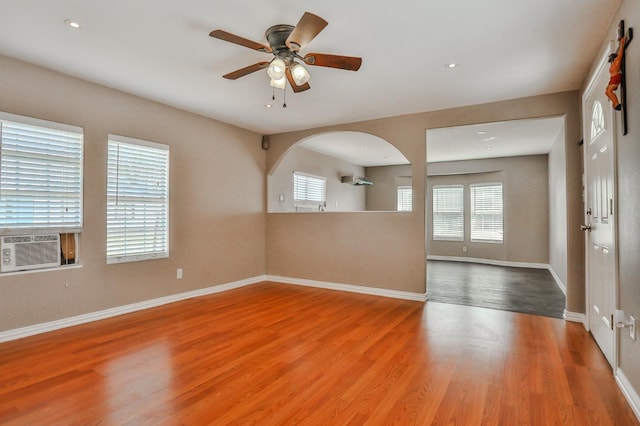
left=0, top=112, right=83, bottom=234
left=397, top=186, right=412, bottom=212
left=432, top=185, right=464, bottom=241
left=591, top=100, right=605, bottom=141
left=107, top=135, right=169, bottom=263
left=293, top=171, right=326, bottom=209
left=470, top=183, right=503, bottom=243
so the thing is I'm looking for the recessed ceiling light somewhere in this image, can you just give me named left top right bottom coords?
left=477, top=131, right=487, bottom=135
left=64, top=19, right=82, bottom=29
left=445, top=63, right=457, bottom=69
left=265, top=104, right=273, bottom=109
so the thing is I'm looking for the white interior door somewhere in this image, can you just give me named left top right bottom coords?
left=582, top=55, right=618, bottom=368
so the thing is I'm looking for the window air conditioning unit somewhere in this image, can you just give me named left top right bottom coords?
left=1, top=234, right=61, bottom=273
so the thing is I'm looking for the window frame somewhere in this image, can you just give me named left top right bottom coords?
left=0, top=111, right=84, bottom=236
left=397, top=185, right=413, bottom=212
left=106, top=134, right=170, bottom=264
left=432, top=184, right=464, bottom=241
left=470, top=182, right=504, bottom=244
left=591, top=100, right=605, bottom=142
left=293, top=171, right=326, bottom=210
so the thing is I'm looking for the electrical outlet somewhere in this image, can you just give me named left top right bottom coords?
left=177, top=268, right=183, bottom=279
left=630, top=315, right=636, bottom=341
left=462, top=245, right=468, bottom=253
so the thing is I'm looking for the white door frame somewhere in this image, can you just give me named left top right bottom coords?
left=581, top=41, right=620, bottom=369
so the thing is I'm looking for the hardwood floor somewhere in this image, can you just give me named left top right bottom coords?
left=0, top=282, right=637, bottom=425
left=427, top=260, right=566, bottom=319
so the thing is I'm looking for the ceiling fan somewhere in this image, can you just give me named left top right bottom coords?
left=209, top=12, right=362, bottom=93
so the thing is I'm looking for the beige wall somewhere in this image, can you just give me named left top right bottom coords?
left=548, top=129, right=568, bottom=286
left=0, top=9, right=633, bottom=394
left=266, top=91, right=582, bottom=301
left=0, top=56, right=584, bottom=354
left=426, top=154, right=550, bottom=264
left=0, top=55, right=266, bottom=332
left=427, top=171, right=505, bottom=260
left=268, top=146, right=365, bottom=212
left=588, top=0, right=640, bottom=399
left=365, top=164, right=412, bottom=211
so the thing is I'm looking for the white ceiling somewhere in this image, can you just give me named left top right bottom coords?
left=427, top=117, right=565, bottom=163
left=298, top=132, right=410, bottom=167
left=0, top=0, right=620, bottom=141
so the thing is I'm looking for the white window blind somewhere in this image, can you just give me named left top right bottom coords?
left=432, top=185, right=464, bottom=241
left=293, top=171, right=326, bottom=209
left=470, top=183, right=503, bottom=243
left=397, top=186, right=412, bottom=212
left=0, top=113, right=83, bottom=234
left=107, top=135, right=169, bottom=264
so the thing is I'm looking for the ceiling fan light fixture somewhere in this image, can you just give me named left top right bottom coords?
left=290, top=63, right=310, bottom=85
left=269, top=76, right=286, bottom=89
left=267, top=58, right=286, bottom=80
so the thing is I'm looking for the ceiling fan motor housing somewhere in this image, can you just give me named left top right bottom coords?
left=266, top=24, right=297, bottom=63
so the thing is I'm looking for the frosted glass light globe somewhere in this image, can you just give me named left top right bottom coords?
left=267, top=58, right=286, bottom=80
left=290, top=63, right=310, bottom=85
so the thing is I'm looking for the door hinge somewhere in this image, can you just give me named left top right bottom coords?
left=610, top=198, right=614, bottom=215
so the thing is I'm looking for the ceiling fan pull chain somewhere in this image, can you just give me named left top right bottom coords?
left=283, top=87, right=287, bottom=108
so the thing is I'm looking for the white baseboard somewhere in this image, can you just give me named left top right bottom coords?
left=563, top=310, right=586, bottom=325
left=427, top=255, right=548, bottom=269
left=616, top=368, right=640, bottom=422
left=547, top=266, right=567, bottom=296
left=0, top=275, right=427, bottom=343
left=268, top=275, right=428, bottom=302
left=0, top=275, right=266, bottom=344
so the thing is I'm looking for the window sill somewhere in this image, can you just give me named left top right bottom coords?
left=0, top=263, right=83, bottom=277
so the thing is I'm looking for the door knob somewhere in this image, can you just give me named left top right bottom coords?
left=581, top=224, right=592, bottom=232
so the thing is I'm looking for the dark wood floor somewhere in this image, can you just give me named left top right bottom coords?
left=0, top=282, right=637, bottom=425
left=427, top=260, right=566, bottom=319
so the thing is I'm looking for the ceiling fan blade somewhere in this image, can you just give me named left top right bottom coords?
left=286, top=67, right=310, bottom=93
left=209, top=29, right=272, bottom=53
left=303, top=53, right=362, bottom=71
left=285, top=12, right=328, bottom=52
left=223, top=62, right=270, bottom=80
